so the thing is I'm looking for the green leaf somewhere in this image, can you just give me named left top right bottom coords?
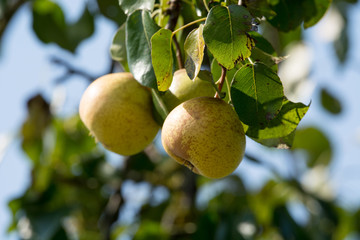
left=126, top=10, right=160, bottom=88
left=273, top=205, right=312, bottom=240
left=110, top=24, right=128, bottom=70
left=203, top=5, right=255, bottom=69
left=304, top=0, right=332, bottom=28
left=126, top=152, right=156, bottom=172
left=151, top=89, right=169, bottom=125
left=231, top=63, right=284, bottom=127
left=27, top=207, right=73, bottom=240
left=133, top=220, right=169, bottom=240
left=119, top=0, right=155, bottom=14
left=52, top=116, right=98, bottom=165
left=249, top=32, right=276, bottom=55
left=268, top=0, right=331, bottom=31
left=66, top=6, right=95, bottom=51
left=243, top=0, right=276, bottom=18
left=20, top=94, right=52, bottom=164
left=151, top=28, right=174, bottom=91
left=211, top=59, right=239, bottom=83
left=32, top=0, right=94, bottom=52
left=320, top=88, right=342, bottom=114
left=97, top=0, right=126, bottom=24
left=7, top=198, right=22, bottom=232
left=268, top=0, right=304, bottom=32
left=334, top=27, right=349, bottom=63
left=184, top=24, right=205, bottom=80
left=252, top=131, right=296, bottom=149
left=292, top=127, right=332, bottom=167
left=333, top=6, right=349, bottom=64
left=32, top=0, right=67, bottom=47
left=97, top=0, right=126, bottom=23
left=249, top=32, right=280, bottom=72
left=246, top=100, right=309, bottom=143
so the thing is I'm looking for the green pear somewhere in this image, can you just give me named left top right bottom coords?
left=79, top=72, right=160, bottom=156
left=163, top=69, right=216, bottom=111
left=161, top=97, right=246, bottom=178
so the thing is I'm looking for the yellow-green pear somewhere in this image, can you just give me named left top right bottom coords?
left=163, top=69, right=216, bottom=111
left=161, top=97, right=246, bottom=178
left=79, top=72, right=160, bottom=156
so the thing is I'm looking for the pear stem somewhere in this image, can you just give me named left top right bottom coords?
left=214, top=66, right=227, bottom=99
left=170, top=17, right=206, bottom=69
left=203, top=0, right=210, bottom=12
left=172, top=18, right=207, bottom=35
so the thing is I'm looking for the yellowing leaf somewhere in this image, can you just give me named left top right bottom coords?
left=151, top=28, right=174, bottom=91
left=184, top=24, right=205, bottom=80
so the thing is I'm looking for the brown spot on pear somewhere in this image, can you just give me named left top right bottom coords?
left=79, top=72, right=160, bottom=156
left=161, top=97, right=246, bottom=178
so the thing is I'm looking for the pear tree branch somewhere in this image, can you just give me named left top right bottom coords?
left=214, top=65, right=227, bottom=98
left=165, top=0, right=184, bottom=69
left=203, top=0, right=210, bottom=12
left=50, top=56, right=117, bottom=83
left=0, top=0, right=27, bottom=41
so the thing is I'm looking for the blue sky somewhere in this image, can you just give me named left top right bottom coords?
left=1, top=1, right=360, bottom=239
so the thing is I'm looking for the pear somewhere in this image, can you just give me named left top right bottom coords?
left=161, top=97, right=246, bottom=178
left=79, top=72, right=160, bottom=156
left=163, top=69, right=216, bottom=111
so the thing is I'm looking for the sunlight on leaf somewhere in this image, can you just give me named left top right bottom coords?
left=184, top=24, right=205, bottom=80
left=246, top=100, right=309, bottom=144
left=231, top=63, right=284, bottom=127
left=203, top=5, right=255, bottom=69
left=126, top=10, right=160, bottom=88
left=119, top=0, right=155, bottom=14
left=110, top=24, right=127, bottom=66
left=151, top=28, right=174, bottom=91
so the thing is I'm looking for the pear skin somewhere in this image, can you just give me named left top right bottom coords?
left=79, top=72, right=159, bottom=156
left=161, top=97, right=246, bottom=178
left=163, top=69, right=215, bottom=111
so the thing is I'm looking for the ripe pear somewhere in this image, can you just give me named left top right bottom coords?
left=163, top=69, right=216, bottom=111
left=79, top=72, right=160, bottom=156
left=161, top=97, right=246, bottom=178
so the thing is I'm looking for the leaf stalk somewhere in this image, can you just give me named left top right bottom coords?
left=172, top=18, right=207, bottom=36
left=214, top=66, right=227, bottom=98
left=203, top=0, right=210, bottom=12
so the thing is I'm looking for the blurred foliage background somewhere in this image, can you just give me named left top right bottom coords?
left=1, top=0, right=360, bottom=239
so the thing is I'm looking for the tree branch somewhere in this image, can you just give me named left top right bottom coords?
left=50, top=56, right=98, bottom=83
left=173, top=38, right=184, bottom=69
left=99, top=184, right=123, bottom=240
left=165, top=0, right=182, bottom=31
left=165, top=0, right=184, bottom=69
left=0, top=0, right=27, bottom=41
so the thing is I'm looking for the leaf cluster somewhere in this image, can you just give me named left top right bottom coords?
left=111, top=0, right=322, bottom=148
